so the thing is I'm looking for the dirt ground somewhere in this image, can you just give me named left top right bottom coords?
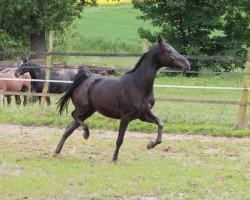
left=1, top=123, right=249, bottom=199
left=0, top=124, right=249, bottom=143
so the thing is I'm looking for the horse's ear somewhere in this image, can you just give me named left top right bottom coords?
left=158, top=35, right=165, bottom=45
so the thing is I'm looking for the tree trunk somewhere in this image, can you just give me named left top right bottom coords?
left=30, top=31, right=46, bottom=59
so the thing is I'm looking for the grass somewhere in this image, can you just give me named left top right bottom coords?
left=1, top=5, right=249, bottom=136
left=65, top=4, right=159, bottom=55
left=1, top=3, right=249, bottom=200
left=0, top=74, right=249, bottom=137
left=62, top=4, right=159, bottom=67
left=0, top=126, right=249, bottom=199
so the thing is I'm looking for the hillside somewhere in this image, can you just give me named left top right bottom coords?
left=67, top=4, right=160, bottom=54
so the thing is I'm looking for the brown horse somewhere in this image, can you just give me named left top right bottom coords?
left=55, top=36, right=190, bottom=161
left=0, top=68, right=31, bottom=106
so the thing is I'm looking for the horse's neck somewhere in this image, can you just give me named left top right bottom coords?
left=29, top=67, right=45, bottom=79
left=5, top=70, right=14, bottom=77
left=131, top=56, right=158, bottom=91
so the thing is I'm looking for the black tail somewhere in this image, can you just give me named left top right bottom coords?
left=57, top=68, right=90, bottom=115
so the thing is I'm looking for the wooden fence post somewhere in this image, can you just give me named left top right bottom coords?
left=142, top=39, right=149, bottom=53
left=0, top=90, right=3, bottom=108
left=39, top=31, right=54, bottom=115
left=235, top=48, right=250, bottom=129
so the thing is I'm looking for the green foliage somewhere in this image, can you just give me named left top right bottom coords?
left=132, top=0, right=250, bottom=71
left=0, top=0, right=86, bottom=52
left=0, top=29, right=24, bottom=60
left=0, top=0, right=85, bottom=36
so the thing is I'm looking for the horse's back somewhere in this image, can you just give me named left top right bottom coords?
left=0, top=73, right=7, bottom=90
left=51, top=69, right=77, bottom=81
left=48, top=69, right=77, bottom=93
left=0, top=68, right=29, bottom=92
left=73, top=75, right=127, bottom=118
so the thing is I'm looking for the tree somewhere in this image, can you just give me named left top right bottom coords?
left=132, top=0, right=250, bottom=71
left=0, top=0, right=86, bottom=59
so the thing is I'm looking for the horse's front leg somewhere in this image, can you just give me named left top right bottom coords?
left=113, top=115, right=131, bottom=162
left=140, top=110, right=163, bottom=149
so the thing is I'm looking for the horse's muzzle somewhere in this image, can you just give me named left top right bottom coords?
left=14, top=72, right=20, bottom=78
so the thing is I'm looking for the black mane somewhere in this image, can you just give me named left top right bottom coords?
left=125, top=52, right=148, bottom=74
left=23, top=60, right=43, bottom=68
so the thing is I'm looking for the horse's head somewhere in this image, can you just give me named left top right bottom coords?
left=15, top=59, right=33, bottom=77
left=156, top=35, right=190, bottom=72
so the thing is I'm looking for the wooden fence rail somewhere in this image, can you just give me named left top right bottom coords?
left=0, top=91, right=249, bottom=106
left=0, top=39, right=249, bottom=128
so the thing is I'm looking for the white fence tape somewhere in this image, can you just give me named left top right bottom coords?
left=0, top=77, right=249, bottom=91
left=154, top=84, right=249, bottom=91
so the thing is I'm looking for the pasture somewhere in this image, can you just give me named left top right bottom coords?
left=0, top=73, right=249, bottom=137
left=0, top=3, right=249, bottom=199
left=0, top=124, right=249, bottom=199
left=65, top=4, right=160, bottom=56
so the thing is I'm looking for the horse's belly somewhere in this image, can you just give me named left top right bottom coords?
left=6, top=81, right=22, bottom=91
left=93, top=98, right=121, bottom=119
left=96, top=107, right=121, bottom=119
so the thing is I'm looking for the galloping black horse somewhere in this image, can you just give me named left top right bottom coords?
left=15, top=59, right=77, bottom=105
left=55, top=36, right=190, bottom=161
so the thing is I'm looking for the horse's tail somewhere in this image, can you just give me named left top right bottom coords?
left=57, top=68, right=90, bottom=115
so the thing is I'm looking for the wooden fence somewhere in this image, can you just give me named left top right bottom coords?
left=0, top=31, right=249, bottom=128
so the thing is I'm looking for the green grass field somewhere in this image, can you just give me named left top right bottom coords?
left=1, top=4, right=249, bottom=136
left=0, top=74, right=249, bottom=137
left=67, top=4, right=159, bottom=54
left=60, top=4, right=159, bottom=68
left=0, top=4, right=249, bottom=199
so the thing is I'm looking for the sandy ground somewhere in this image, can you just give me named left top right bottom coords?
left=0, top=123, right=249, bottom=143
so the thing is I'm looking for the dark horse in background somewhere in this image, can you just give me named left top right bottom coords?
left=15, top=59, right=78, bottom=105
left=55, top=36, right=190, bottom=161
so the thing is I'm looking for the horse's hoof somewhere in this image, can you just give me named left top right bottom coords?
left=83, top=133, right=89, bottom=140
left=147, top=141, right=155, bottom=149
left=53, top=152, right=60, bottom=157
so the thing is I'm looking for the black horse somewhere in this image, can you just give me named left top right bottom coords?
left=15, top=59, right=77, bottom=105
left=55, top=36, right=190, bottom=161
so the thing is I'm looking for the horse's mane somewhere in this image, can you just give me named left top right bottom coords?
left=125, top=52, right=148, bottom=74
left=25, top=60, right=43, bottom=68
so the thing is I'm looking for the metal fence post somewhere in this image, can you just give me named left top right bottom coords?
left=235, top=48, right=250, bottom=129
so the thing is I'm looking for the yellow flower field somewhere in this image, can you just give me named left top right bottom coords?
left=96, top=0, right=131, bottom=4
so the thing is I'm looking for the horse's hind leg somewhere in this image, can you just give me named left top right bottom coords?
left=46, top=96, right=51, bottom=105
left=6, top=95, right=11, bottom=105
left=139, top=110, right=163, bottom=149
left=54, top=120, right=80, bottom=155
left=15, top=95, right=21, bottom=106
left=23, top=95, right=27, bottom=106
left=71, top=108, right=95, bottom=140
